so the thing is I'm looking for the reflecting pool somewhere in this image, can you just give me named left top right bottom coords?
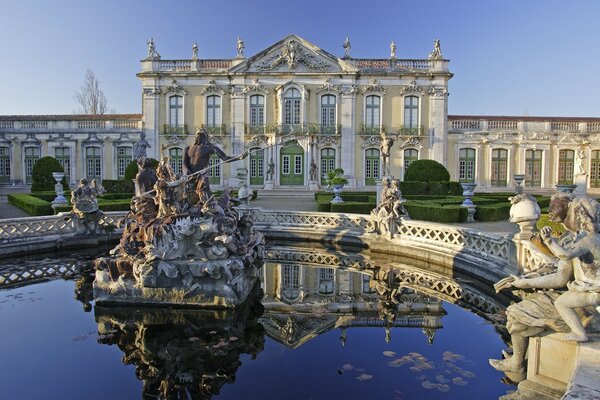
left=0, top=247, right=515, bottom=399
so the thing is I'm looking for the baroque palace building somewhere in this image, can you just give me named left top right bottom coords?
left=1, top=34, right=599, bottom=191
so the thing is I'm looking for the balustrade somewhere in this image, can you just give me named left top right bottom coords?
left=393, top=125, right=424, bottom=136
left=77, top=120, right=106, bottom=129
left=488, top=120, right=518, bottom=130
left=588, top=122, right=600, bottom=132
left=201, top=124, right=226, bottom=136
left=550, top=121, right=580, bottom=131
left=113, top=120, right=139, bottom=129
left=359, top=124, right=382, bottom=135
left=450, top=120, right=481, bottom=130
left=0, top=121, right=15, bottom=130
left=21, top=121, right=48, bottom=130
left=159, top=60, right=192, bottom=71
left=394, top=59, right=431, bottom=70
left=162, top=124, right=188, bottom=135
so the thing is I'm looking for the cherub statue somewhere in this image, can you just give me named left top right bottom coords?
left=343, top=37, right=351, bottom=58
left=490, top=192, right=600, bottom=377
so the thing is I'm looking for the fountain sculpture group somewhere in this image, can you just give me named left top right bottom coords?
left=91, top=129, right=265, bottom=308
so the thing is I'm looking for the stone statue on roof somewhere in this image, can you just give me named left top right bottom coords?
left=390, top=41, right=396, bottom=59
left=428, top=39, right=442, bottom=60
left=343, top=37, right=351, bottom=58
left=146, top=37, right=160, bottom=59
left=192, top=42, right=198, bottom=60
left=237, top=37, right=245, bottom=58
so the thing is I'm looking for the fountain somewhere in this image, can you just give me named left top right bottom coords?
left=93, top=129, right=265, bottom=308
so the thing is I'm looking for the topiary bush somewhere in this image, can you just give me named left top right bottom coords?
left=102, top=180, right=134, bottom=193
left=404, top=160, right=450, bottom=183
left=31, top=157, right=69, bottom=192
left=124, top=158, right=159, bottom=181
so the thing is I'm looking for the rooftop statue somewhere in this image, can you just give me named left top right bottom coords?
left=343, top=36, right=351, bottom=58
left=428, top=39, right=442, bottom=60
left=236, top=37, right=245, bottom=58
left=93, top=129, right=262, bottom=308
left=490, top=192, right=600, bottom=379
left=146, top=37, right=160, bottom=59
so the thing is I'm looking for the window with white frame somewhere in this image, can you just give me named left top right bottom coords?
left=206, top=95, right=221, bottom=127
left=250, top=95, right=264, bottom=126
left=321, top=95, right=336, bottom=134
left=459, top=148, right=476, bottom=182
left=284, top=88, right=301, bottom=126
left=24, top=147, right=40, bottom=183
left=403, top=148, right=419, bottom=170
left=116, top=146, right=132, bottom=179
left=169, top=95, right=183, bottom=127
left=0, top=147, right=10, bottom=182
left=318, top=268, right=335, bottom=295
left=86, top=146, right=102, bottom=179
left=169, top=147, right=183, bottom=177
left=365, top=95, right=381, bottom=128
left=54, top=146, right=71, bottom=180
left=365, top=148, right=380, bottom=185
left=404, top=96, right=419, bottom=128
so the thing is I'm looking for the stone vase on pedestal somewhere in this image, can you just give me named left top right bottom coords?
left=51, top=172, right=68, bottom=214
left=331, top=185, right=344, bottom=204
left=460, top=182, right=477, bottom=222
left=513, top=174, right=525, bottom=194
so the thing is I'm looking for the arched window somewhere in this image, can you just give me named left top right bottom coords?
left=24, top=147, right=40, bottom=184
left=365, top=95, right=380, bottom=134
left=284, top=88, right=301, bottom=130
left=206, top=95, right=221, bottom=127
left=54, top=147, right=71, bottom=181
left=404, top=96, right=419, bottom=132
left=320, top=148, right=336, bottom=184
left=403, top=148, right=419, bottom=170
left=491, top=149, right=508, bottom=187
left=85, top=146, right=102, bottom=180
left=0, top=147, right=10, bottom=183
left=365, top=148, right=380, bottom=186
left=168, top=147, right=183, bottom=177
left=281, top=264, right=301, bottom=302
left=558, top=149, right=575, bottom=185
left=321, top=95, right=336, bottom=134
left=169, top=95, right=183, bottom=133
left=250, top=95, right=264, bottom=127
left=459, top=148, right=476, bottom=182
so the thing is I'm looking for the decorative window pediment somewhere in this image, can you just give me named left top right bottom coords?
left=317, top=78, right=342, bottom=94
left=164, top=79, right=187, bottom=95
left=400, top=80, right=424, bottom=96
left=361, top=79, right=385, bottom=94
left=200, top=80, right=225, bottom=95
left=243, top=78, right=269, bottom=94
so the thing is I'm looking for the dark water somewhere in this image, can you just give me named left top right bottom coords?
left=0, top=255, right=514, bottom=400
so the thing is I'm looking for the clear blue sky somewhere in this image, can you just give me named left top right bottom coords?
left=1, top=0, right=598, bottom=117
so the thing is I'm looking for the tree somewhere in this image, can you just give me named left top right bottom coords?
left=74, top=69, right=109, bottom=114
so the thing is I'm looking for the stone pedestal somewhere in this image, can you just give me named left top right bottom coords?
left=573, top=174, right=588, bottom=197
left=51, top=172, right=68, bottom=213
left=308, top=180, right=319, bottom=191
left=264, top=180, right=274, bottom=190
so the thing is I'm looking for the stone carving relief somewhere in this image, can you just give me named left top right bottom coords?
left=400, top=80, right=424, bottom=95
left=143, top=87, right=161, bottom=98
left=428, top=85, right=448, bottom=98
left=201, top=79, right=225, bottom=95
left=255, top=39, right=329, bottom=71
left=361, top=135, right=381, bottom=148
left=316, top=78, right=342, bottom=94
left=245, top=135, right=269, bottom=149
left=316, top=135, right=340, bottom=148
left=243, top=78, right=269, bottom=94
left=341, top=85, right=359, bottom=96
left=398, top=136, right=423, bottom=149
left=164, top=79, right=187, bottom=95
left=361, top=79, right=385, bottom=94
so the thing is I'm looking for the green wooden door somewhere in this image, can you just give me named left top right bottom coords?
left=365, top=148, right=380, bottom=186
left=320, top=148, right=336, bottom=185
left=491, top=149, right=508, bottom=187
left=280, top=142, right=304, bottom=186
left=525, top=150, right=542, bottom=187
left=208, top=154, right=220, bottom=185
left=591, top=150, right=600, bottom=188
left=558, top=149, right=574, bottom=185
left=250, top=148, right=264, bottom=186
left=0, top=146, right=10, bottom=183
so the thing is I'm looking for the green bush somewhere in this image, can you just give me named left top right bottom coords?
left=536, top=214, right=566, bottom=236
left=102, top=180, right=135, bottom=193
left=100, top=192, right=134, bottom=200
left=399, top=181, right=428, bottom=195
left=330, top=202, right=376, bottom=215
left=448, top=181, right=463, bottom=195
left=31, top=157, right=68, bottom=192
left=404, top=160, right=450, bottom=182
left=317, top=202, right=331, bottom=212
left=124, top=158, right=159, bottom=181
left=8, top=194, right=54, bottom=216
left=404, top=201, right=467, bottom=223
left=475, top=202, right=511, bottom=222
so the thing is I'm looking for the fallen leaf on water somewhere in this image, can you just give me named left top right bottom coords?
left=189, top=337, right=199, bottom=342
left=383, top=350, right=397, bottom=357
left=341, top=363, right=354, bottom=371
left=421, top=380, right=436, bottom=389
left=452, top=377, right=468, bottom=386
left=437, top=384, right=450, bottom=392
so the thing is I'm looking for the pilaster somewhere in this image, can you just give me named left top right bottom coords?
left=340, top=89, right=357, bottom=187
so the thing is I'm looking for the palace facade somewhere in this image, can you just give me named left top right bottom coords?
left=0, top=34, right=599, bottom=192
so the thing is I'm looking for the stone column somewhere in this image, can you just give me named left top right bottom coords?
left=340, top=90, right=357, bottom=187
left=229, top=86, right=246, bottom=188
left=142, top=83, right=161, bottom=160
left=428, top=90, right=448, bottom=166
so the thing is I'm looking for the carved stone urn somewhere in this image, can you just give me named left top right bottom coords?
left=331, top=184, right=344, bottom=204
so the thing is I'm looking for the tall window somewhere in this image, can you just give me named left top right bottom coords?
left=491, top=149, right=508, bottom=187
left=0, top=147, right=10, bottom=183
left=361, top=274, right=374, bottom=294
left=55, top=147, right=71, bottom=180
left=169, top=147, right=183, bottom=177
left=403, top=148, right=419, bottom=170
left=208, top=154, right=220, bottom=184
left=86, top=146, right=102, bottom=180
left=24, top=147, right=40, bottom=184
left=321, top=95, right=336, bottom=134
left=591, top=150, right=600, bottom=188
left=320, top=148, right=336, bottom=184
left=116, top=146, right=132, bottom=179
left=282, top=264, right=301, bottom=300
left=318, top=268, right=335, bottom=295
left=459, top=148, right=476, bottom=182
left=250, top=95, right=264, bottom=127
left=365, top=95, right=380, bottom=129
left=525, top=150, right=543, bottom=187
left=284, top=88, right=301, bottom=127
left=169, top=95, right=183, bottom=127
left=558, top=149, right=575, bottom=185
left=206, top=95, right=221, bottom=127
left=365, top=148, right=380, bottom=186
left=404, top=96, right=419, bottom=129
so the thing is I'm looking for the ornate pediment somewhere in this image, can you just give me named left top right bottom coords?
left=164, top=79, right=187, bottom=95
left=401, top=79, right=424, bottom=95
left=230, top=34, right=357, bottom=74
left=242, top=78, right=269, bottom=94
left=201, top=80, right=225, bottom=95
left=316, top=78, right=342, bottom=94
left=361, top=79, right=385, bottom=94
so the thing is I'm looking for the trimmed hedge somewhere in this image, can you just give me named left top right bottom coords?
left=404, top=160, right=450, bottom=182
left=8, top=194, right=54, bottom=216
left=102, top=179, right=135, bottom=193
left=330, top=202, right=376, bottom=214
left=399, top=181, right=462, bottom=196
left=475, top=203, right=511, bottom=222
left=405, top=201, right=468, bottom=223
left=31, top=157, right=69, bottom=192
left=100, top=192, right=134, bottom=200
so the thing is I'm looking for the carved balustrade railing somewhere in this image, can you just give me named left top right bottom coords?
left=450, top=120, right=481, bottom=130
left=488, top=120, right=518, bottom=130
left=0, top=262, right=80, bottom=287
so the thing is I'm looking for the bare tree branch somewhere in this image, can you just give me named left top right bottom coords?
left=73, top=69, right=110, bottom=114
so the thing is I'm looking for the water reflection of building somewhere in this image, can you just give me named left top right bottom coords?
left=259, top=263, right=446, bottom=348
